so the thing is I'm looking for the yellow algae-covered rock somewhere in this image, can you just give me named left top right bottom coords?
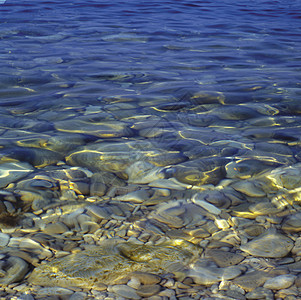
left=28, top=239, right=201, bottom=289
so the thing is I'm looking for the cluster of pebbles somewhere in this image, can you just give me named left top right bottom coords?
left=0, top=91, right=301, bottom=299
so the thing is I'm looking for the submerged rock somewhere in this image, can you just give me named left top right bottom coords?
left=226, top=159, right=281, bottom=179
left=0, top=162, right=34, bottom=188
left=55, top=116, right=133, bottom=138
left=28, top=239, right=201, bottom=289
left=263, top=274, right=296, bottom=290
left=0, top=147, right=63, bottom=168
left=0, top=256, right=29, bottom=285
left=188, top=260, right=245, bottom=285
left=240, top=229, right=294, bottom=258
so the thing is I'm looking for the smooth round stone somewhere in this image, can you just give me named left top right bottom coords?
left=186, top=228, right=210, bottom=238
left=90, top=181, right=106, bottom=196
left=1, top=147, right=63, bottom=168
left=202, top=190, right=231, bottom=208
left=109, top=285, right=141, bottom=299
left=40, top=134, right=87, bottom=153
left=188, top=264, right=244, bottom=285
left=139, top=127, right=174, bottom=138
left=287, top=261, right=301, bottom=273
left=156, top=101, right=188, bottom=111
left=225, top=159, right=278, bottom=179
left=145, top=151, right=187, bottom=166
left=126, top=161, right=165, bottom=184
left=184, top=145, right=221, bottom=160
left=265, top=163, right=301, bottom=190
left=248, top=202, right=280, bottom=216
left=172, top=166, right=203, bottom=185
left=51, top=167, right=90, bottom=179
left=240, top=230, right=294, bottom=258
left=191, top=195, right=221, bottom=215
left=115, top=190, right=150, bottom=203
left=35, top=287, right=74, bottom=297
left=245, top=287, right=274, bottom=300
left=43, top=222, right=69, bottom=234
left=55, top=118, right=133, bottom=138
left=189, top=91, right=225, bottom=105
left=231, top=180, right=266, bottom=197
left=66, top=150, right=138, bottom=172
left=16, top=177, right=56, bottom=192
left=255, top=142, right=293, bottom=156
left=0, top=232, right=10, bottom=246
left=129, top=272, right=161, bottom=285
left=263, top=274, right=296, bottom=290
left=296, top=274, right=301, bottom=287
left=91, top=171, right=126, bottom=186
left=0, top=162, right=34, bottom=188
left=148, top=179, right=186, bottom=190
left=15, top=294, right=35, bottom=300
left=136, top=284, right=161, bottom=297
left=70, top=292, right=88, bottom=300
left=127, top=277, right=141, bottom=289
left=205, top=249, right=244, bottom=268
left=212, top=105, right=259, bottom=120
left=242, top=225, right=266, bottom=237
left=233, top=270, right=270, bottom=292
left=152, top=213, right=184, bottom=229
left=282, top=213, right=301, bottom=232
left=0, top=256, right=28, bottom=285
left=224, top=289, right=246, bottom=300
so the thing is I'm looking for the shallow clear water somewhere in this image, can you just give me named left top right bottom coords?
left=1, top=0, right=301, bottom=298
left=1, top=0, right=301, bottom=109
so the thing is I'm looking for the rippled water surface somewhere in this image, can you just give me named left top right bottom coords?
left=1, top=0, right=301, bottom=299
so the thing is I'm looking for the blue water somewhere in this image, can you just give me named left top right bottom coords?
left=1, top=0, right=301, bottom=110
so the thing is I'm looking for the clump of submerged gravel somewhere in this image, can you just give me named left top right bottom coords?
left=1, top=100, right=301, bottom=299
left=0, top=160, right=300, bottom=300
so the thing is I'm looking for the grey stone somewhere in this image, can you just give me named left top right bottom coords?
left=245, top=287, right=274, bottom=299
left=109, top=284, right=141, bottom=299
left=240, top=230, right=294, bottom=258
left=0, top=232, right=10, bottom=247
left=233, top=270, right=271, bottom=292
left=43, top=222, right=69, bottom=234
left=129, top=272, right=161, bottom=285
left=35, top=287, right=74, bottom=297
left=188, top=263, right=244, bottom=285
left=136, top=284, right=161, bottom=297
left=0, top=162, right=34, bottom=188
left=0, top=256, right=28, bottom=285
left=205, top=249, right=244, bottom=268
left=69, top=291, right=88, bottom=300
left=263, top=274, right=296, bottom=290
